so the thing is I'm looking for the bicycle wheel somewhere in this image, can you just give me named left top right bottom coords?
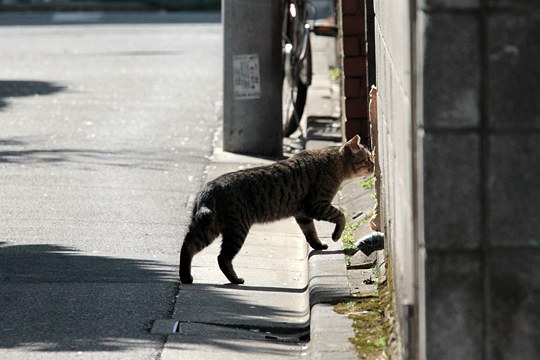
left=282, top=36, right=312, bottom=137
left=283, top=80, right=308, bottom=137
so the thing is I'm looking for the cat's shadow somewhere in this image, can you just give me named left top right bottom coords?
left=200, top=283, right=309, bottom=294
left=308, top=249, right=344, bottom=258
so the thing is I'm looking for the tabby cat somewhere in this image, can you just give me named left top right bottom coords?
left=180, top=135, right=374, bottom=284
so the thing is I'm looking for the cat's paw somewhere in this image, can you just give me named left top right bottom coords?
left=180, top=275, right=194, bottom=284
left=313, top=242, right=328, bottom=250
left=332, top=229, right=344, bottom=241
left=231, top=277, right=245, bottom=285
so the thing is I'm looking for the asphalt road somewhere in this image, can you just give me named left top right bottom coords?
left=0, top=14, right=221, bottom=359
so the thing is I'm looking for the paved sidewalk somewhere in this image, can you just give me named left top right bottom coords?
left=158, top=148, right=363, bottom=359
left=157, top=32, right=365, bottom=358
left=155, top=23, right=374, bottom=359
left=158, top=151, right=310, bottom=359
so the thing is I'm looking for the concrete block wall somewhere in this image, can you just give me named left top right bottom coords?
left=372, top=0, right=540, bottom=358
left=372, top=1, right=416, bottom=358
left=421, top=1, right=540, bottom=359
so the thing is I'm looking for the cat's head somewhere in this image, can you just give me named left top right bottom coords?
left=339, top=135, right=374, bottom=179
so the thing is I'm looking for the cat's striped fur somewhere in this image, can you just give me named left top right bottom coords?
left=180, top=135, right=373, bottom=284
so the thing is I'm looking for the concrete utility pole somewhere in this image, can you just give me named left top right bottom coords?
left=223, top=0, right=283, bottom=157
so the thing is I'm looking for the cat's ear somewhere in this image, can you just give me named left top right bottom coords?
left=340, top=135, right=362, bottom=155
left=349, top=135, right=362, bottom=151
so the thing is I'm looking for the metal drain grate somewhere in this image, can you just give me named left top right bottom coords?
left=151, top=319, right=310, bottom=343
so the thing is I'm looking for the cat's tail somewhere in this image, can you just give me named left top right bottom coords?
left=193, top=198, right=216, bottom=227
left=191, top=185, right=217, bottom=225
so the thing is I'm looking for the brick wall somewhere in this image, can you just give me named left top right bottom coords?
left=339, top=0, right=369, bottom=143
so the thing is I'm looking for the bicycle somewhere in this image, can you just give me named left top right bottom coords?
left=281, top=0, right=337, bottom=139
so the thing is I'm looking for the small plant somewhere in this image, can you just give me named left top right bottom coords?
left=341, top=211, right=375, bottom=261
left=371, top=263, right=380, bottom=278
left=363, top=210, right=375, bottom=222
left=341, top=220, right=361, bottom=258
left=329, top=67, right=341, bottom=82
left=361, top=177, right=375, bottom=189
left=335, top=252, right=396, bottom=359
left=334, top=294, right=388, bottom=359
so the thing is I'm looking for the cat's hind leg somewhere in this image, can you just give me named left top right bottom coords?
left=180, top=224, right=219, bottom=284
left=218, top=227, right=248, bottom=284
left=295, top=215, right=328, bottom=250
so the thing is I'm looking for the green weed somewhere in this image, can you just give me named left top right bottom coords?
left=361, top=177, right=375, bottom=189
left=341, top=211, right=374, bottom=261
left=334, top=294, right=388, bottom=359
left=329, top=67, right=341, bottom=82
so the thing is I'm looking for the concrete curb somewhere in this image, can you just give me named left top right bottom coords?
left=296, top=28, right=358, bottom=359
left=310, top=304, right=357, bottom=360
left=308, top=243, right=350, bottom=307
left=308, top=239, right=357, bottom=359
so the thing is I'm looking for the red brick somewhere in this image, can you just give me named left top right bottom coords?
left=344, top=77, right=366, bottom=98
left=342, top=14, right=365, bottom=35
left=343, top=36, right=361, bottom=57
left=345, top=119, right=362, bottom=139
left=341, top=0, right=360, bottom=15
left=343, top=56, right=367, bottom=77
left=345, top=118, right=370, bottom=142
left=345, top=97, right=368, bottom=118
left=344, top=78, right=360, bottom=98
left=359, top=119, right=371, bottom=144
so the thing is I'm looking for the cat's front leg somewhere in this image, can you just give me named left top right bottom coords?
left=331, top=213, right=346, bottom=241
left=295, top=215, right=328, bottom=250
left=309, top=203, right=346, bottom=242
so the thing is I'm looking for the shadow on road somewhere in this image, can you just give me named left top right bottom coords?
left=0, top=242, right=307, bottom=355
left=0, top=12, right=221, bottom=26
left=0, top=80, right=66, bottom=110
left=0, top=243, right=174, bottom=283
left=0, top=138, right=208, bottom=171
left=0, top=242, right=176, bottom=352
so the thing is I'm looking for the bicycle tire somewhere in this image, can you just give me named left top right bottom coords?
left=283, top=80, right=308, bottom=137
left=283, top=34, right=312, bottom=137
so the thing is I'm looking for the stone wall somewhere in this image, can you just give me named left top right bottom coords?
left=372, top=0, right=540, bottom=359
left=420, top=1, right=540, bottom=359
left=372, top=1, right=417, bottom=358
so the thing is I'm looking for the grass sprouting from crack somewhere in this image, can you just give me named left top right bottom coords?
left=361, top=177, right=375, bottom=189
left=329, top=67, right=341, bottom=82
left=342, top=220, right=362, bottom=257
left=334, top=259, right=395, bottom=359
left=334, top=293, right=388, bottom=359
left=342, top=211, right=375, bottom=260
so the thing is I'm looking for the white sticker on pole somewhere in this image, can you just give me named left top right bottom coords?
left=233, top=54, right=261, bottom=100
